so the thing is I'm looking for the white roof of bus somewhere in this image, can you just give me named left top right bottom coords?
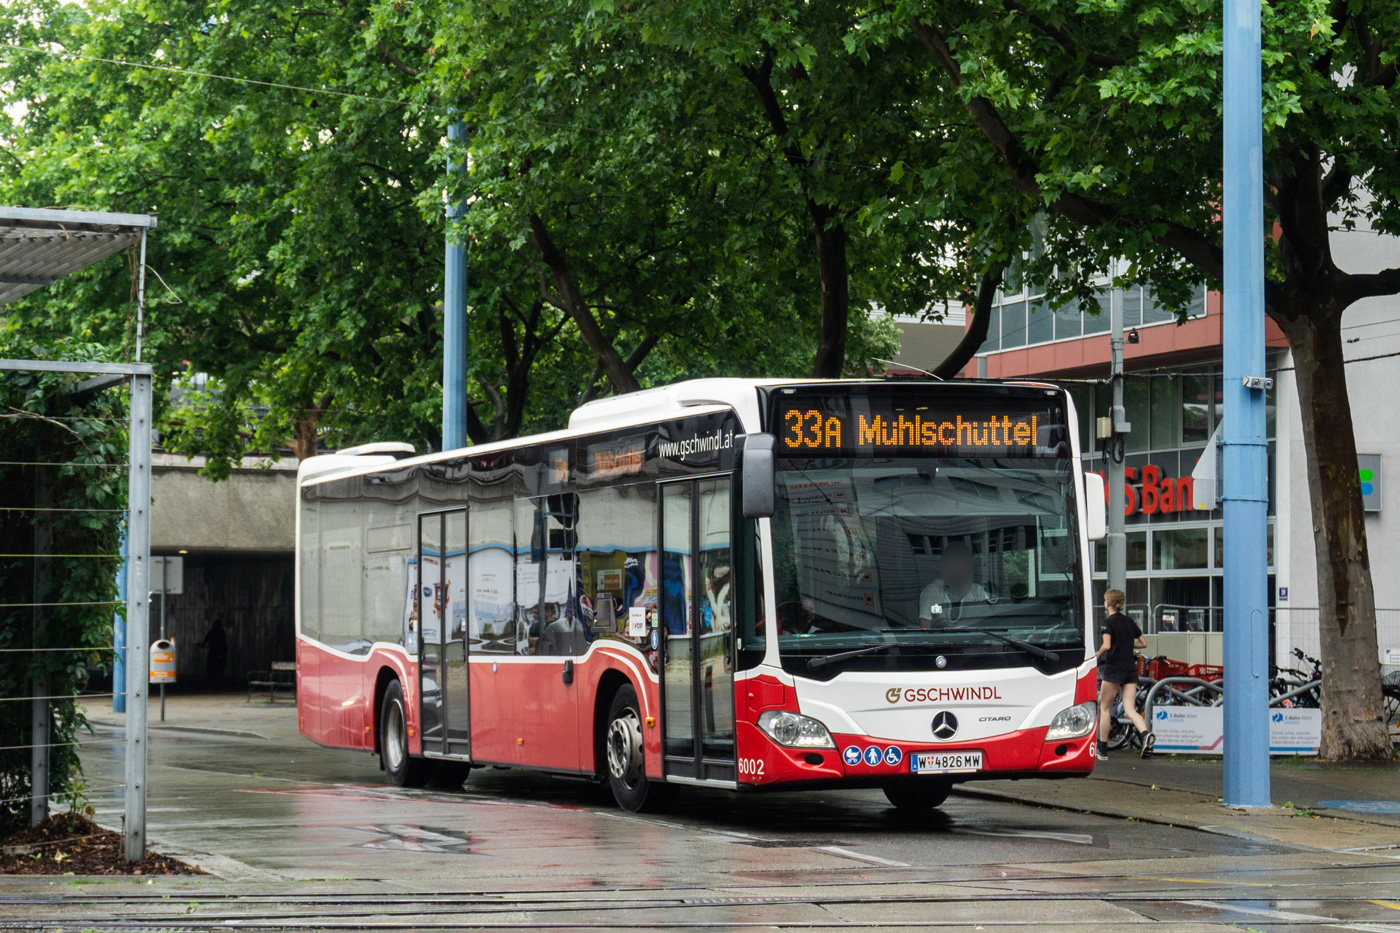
left=297, top=376, right=1064, bottom=487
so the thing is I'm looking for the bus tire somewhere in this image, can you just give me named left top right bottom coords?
left=605, top=684, right=672, bottom=812
left=379, top=679, right=431, bottom=788
left=882, top=779, right=953, bottom=810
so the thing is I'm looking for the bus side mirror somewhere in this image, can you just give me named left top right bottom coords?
left=1083, top=472, right=1106, bottom=541
left=741, top=433, right=776, bottom=519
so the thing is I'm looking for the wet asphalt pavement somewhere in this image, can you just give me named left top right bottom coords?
left=6, top=695, right=1400, bottom=931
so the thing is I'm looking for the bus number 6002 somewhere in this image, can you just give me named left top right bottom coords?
left=738, top=758, right=765, bottom=778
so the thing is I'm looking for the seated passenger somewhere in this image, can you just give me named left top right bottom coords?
left=918, top=541, right=992, bottom=627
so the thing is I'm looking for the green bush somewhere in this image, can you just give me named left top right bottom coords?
left=0, top=342, right=127, bottom=838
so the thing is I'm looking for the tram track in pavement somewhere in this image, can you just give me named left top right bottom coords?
left=7, top=866, right=1400, bottom=932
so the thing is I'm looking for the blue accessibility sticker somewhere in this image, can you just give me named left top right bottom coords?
left=884, top=746, right=903, bottom=766
left=843, top=745, right=862, bottom=766
left=863, top=746, right=884, bottom=767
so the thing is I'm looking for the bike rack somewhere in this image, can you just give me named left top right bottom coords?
left=1143, top=677, right=1224, bottom=723
left=1142, top=676, right=1322, bottom=728
left=1269, top=678, right=1322, bottom=707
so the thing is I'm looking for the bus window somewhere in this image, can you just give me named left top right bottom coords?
left=518, top=497, right=583, bottom=656
left=576, top=483, right=657, bottom=643
left=469, top=496, right=516, bottom=654
left=733, top=516, right=764, bottom=671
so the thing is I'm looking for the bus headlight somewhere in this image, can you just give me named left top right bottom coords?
left=1045, top=702, right=1097, bottom=740
left=757, top=710, right=836, bottom=748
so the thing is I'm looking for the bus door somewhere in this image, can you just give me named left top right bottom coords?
left=418, top=509, right=470, bottom=759
left=659, top=478, right=736, bottom=783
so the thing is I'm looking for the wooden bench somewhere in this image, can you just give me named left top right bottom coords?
left=247, top=661, right=296, bottom=703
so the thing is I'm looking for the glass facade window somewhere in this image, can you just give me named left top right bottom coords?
left=1143, top=291, right=1176, bottom=325
left=1182, top=375, right=1211, bottom=444
left=1153, top=527, right=1209, bottom=570
left=1122, top=286, right=1143, bottom=327
left=1094, top=530, right=1147, bottom=572
left=974, top=281, right=1205, bottom=355
left=1124, top=377, right=1150, bottom=453
left=1151, top=377, right=1179, bottom=450
left=1054, top=304, right=1082, bottom=340
left=1002, top=300, right=1027, bottom=350
left=1027, top=298, right=1054, bottom=344
left=1085, top=293, right=1112, bottom=335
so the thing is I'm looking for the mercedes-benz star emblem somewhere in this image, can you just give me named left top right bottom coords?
left=930, top=711, right=959, bottom=740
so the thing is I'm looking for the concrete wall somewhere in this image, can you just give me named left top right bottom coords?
left=151, top=456, right=298, bottom=552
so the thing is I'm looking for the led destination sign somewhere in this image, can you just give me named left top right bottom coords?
left=773, top=390, right=1067, bottom=458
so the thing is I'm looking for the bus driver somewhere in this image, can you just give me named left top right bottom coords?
left=918, top=540, right=992, bottom=627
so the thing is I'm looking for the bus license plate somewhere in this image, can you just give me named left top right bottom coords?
left=911, top=751, right=982, bottom=774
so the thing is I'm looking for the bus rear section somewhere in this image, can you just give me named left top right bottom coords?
left=293, top=378, right=1105, bottom=812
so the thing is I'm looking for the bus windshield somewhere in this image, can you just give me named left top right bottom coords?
left=772, top=457, right=1085, bottom=678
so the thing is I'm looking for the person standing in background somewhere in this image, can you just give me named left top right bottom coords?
left=197, top=617, right=229, bottom=687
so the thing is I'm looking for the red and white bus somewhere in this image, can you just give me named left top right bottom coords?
left=296, top=379, right=1107, bottom=811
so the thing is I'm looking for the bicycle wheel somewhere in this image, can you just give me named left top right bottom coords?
left=1382, top=684, right=1400, bottom=732
left=1107, top=710, right=1134, bottom=750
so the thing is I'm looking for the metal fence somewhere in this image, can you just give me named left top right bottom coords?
left=1275, top=607, right=1400, bottom=667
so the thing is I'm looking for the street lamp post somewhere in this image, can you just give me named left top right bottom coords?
left=443, top=121, right=469, bottom=451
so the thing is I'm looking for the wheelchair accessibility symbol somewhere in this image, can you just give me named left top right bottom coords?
left=883, top=746, right=903, bottom=766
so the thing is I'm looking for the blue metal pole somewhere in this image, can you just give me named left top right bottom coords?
left=1221, top=0, right=1271, bottom=807
left=113, top=530, right=127, bottom=713
left=442, top=120, right=469, bottom=451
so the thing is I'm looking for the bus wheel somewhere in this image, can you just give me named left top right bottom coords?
left=605, top=684, right=671, bottom=812
left=882, top=779, right=953, bottom=810
left=380, top=680, right=431, bottom=788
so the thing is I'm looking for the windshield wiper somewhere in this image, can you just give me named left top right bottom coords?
left=807, top=642, right=897, bottom=670
left=944, top=625, right=1060, bottom=663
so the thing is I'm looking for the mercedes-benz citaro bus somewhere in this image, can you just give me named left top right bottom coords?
left=295, top=379, right=1107, bottom=812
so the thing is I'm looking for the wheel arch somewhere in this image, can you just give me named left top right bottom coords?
left=372, top=665, right=401, bottom=756
left=592, top=668, right=635, bottom=778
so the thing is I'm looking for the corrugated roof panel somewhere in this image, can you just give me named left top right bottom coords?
left=0, top=207, right=156, bottom=307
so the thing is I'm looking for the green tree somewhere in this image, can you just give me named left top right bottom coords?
left=2, top=0, right=901, bottom=469
left=386, top=0, right=943, bottom=384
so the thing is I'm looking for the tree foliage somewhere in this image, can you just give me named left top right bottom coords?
left=0, top=340, right=127, bottom=837
left=0, top=0, right=905, bottom=475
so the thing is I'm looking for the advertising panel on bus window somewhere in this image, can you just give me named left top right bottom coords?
left=576, top=410, right=743, bottom=486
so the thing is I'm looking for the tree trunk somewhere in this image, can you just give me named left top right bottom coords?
left=1279, top=311, right=1390, bottom=759
left=528, top=213, right=641, bottom=395
left=811, top=218, right=849, bottom=378
left=933, top=270, right=1002, bottom=379
left=290, top=414, right=319, bottom=461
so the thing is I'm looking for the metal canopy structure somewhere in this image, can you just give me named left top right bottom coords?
left=0, top=206, right=157, bottom=307
left=0, top=205, right=157, bottom=860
